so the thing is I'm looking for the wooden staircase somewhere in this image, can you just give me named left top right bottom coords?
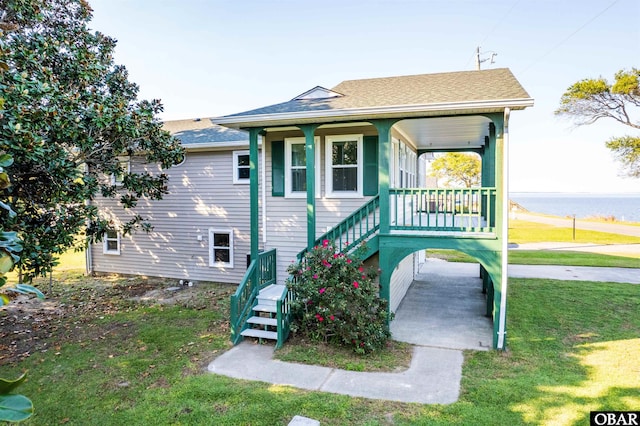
left=240, top=284, right=286, bottom=342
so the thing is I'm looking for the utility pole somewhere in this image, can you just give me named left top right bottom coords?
left=475, top=46, right=497, bottom=70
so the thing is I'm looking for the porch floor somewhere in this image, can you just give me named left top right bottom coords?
left=391, top=259, right=493, bottom=351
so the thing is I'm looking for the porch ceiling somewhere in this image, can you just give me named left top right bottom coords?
left=395, top=115, right=492, bottom=150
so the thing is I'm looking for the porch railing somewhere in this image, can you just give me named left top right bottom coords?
left=390, top=187, right=496, bottom=233
left=230, top=248, right=277, bottom=345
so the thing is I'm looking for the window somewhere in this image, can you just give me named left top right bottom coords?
left=325, top=134, right=363, bottom=197
left=209, top=229, right=233, bottom=268
left=285, top=137, right=320, bottom=198
left=111, top=159, right=130, bottom=186
left=103, top=230, right=121, bottom=255
left=233, top=151, right=250, bottom=184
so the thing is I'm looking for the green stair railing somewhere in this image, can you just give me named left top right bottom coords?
left=298, top=195, right=380, bottom=260
left=230, top=248, right=277, bottom=345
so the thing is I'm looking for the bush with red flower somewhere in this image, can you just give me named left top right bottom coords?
left=286, top=240, right=392, bottom=354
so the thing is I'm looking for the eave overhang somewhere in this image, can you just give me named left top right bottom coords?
left=211, top=98, right=534, bottom=129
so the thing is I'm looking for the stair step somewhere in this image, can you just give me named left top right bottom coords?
left=246, top=316, right=277, bottom=327
left=258, top=284, right=287, bottom=301
left=241, top=328, right=278, bottom=340
left=253, top=304, right=277, bottom=313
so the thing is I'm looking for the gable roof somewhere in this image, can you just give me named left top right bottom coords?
left=163, top=118, right=249, bottom=150
left=213, top=68, right=533, bottom=128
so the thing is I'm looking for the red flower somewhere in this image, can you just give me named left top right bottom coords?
left=358, top=266, right=364, bottom=272
left=315, top=314, right=324, bottom=322
left=353, top=281, right=359, bottom=289
left=329, top=315, right=335, bottom=321
left=346, top=258, right=352, bottom=264
left=322, top=239, right=329, bottom=247
left=319, top=287, right=326, bottom=294
left=313, top=274, right=319, bottom=279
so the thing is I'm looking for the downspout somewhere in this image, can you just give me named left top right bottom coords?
left=261, top=136, right=267, bottom=245
left=497, top=107, right=510, bottom=349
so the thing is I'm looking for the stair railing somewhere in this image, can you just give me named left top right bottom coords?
left=230, top=248, right=277, bottom=345
left=297, top=195, right=380, bottom=260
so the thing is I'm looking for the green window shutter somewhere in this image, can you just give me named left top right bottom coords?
left=271, top=140, right=285, bottom=197
left=363, top=135, right=378, bottom=196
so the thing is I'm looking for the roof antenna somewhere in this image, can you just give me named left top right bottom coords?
left=475, top=46, right=498, bottom=70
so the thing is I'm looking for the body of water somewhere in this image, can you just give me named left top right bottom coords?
left=509, top=192, right=640, bottom=223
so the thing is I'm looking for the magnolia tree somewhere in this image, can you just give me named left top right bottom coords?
left=0, top=0, right=184, bottom=281
left=555, top=68, right=640, bottom=178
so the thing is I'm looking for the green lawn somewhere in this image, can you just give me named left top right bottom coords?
left=0, top=275, right=638, bottom=425
left=1, top=220, right=638, bottom=424
left=509, top=220, right=640, bottom=245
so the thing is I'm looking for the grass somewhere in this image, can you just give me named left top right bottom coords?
left=1, top=274, right=638, bottom=425
left=0, top=219, right=637, bottom=424
left=509, top=220, right=640, bottom=245
left=428, top=249, right=640, bottom=268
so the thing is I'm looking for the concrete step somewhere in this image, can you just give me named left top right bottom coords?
left=241, top=328, right=278, bottom=340
left=247, top=316, right=277, bottom=327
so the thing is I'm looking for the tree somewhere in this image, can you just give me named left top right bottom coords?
left=0, top=0, right=184, bottom=281
left=555, top=68, right=640, bottom=178
left=429, top=152, right=481, bottom=188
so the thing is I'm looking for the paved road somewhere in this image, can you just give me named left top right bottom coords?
left=514, top=212, right=640, bottom=237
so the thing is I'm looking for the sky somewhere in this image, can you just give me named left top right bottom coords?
left=88, top=0, right=640, bottom=193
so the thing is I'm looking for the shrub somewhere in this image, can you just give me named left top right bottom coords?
left=286, top=240, right=392, bottom=354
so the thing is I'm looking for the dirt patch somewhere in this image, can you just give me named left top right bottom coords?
left=0, top=276, right=230, bottom=365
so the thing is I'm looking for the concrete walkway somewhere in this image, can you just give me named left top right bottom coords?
left=208, top=342, right=462, bottom=404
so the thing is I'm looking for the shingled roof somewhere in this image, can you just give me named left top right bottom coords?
left=163, top=118, right=248, bottom=148
left=213, top=68, right=532, bottom=128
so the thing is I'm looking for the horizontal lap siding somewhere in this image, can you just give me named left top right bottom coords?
left=390, top=254, right=415, bottom=313
left=265, top=137, right=374, bottom=284
left=91, top=151, right=259, bottom=284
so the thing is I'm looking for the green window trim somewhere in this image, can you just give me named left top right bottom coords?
left=271, top=140, right=285, bottom=197
left=363, top=135, right=378, bottom=196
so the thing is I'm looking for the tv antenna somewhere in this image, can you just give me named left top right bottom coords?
left=475, top=46, right=497, bottom=70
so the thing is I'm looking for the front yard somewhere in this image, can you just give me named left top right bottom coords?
left=0, top=268, right=638, bottom=425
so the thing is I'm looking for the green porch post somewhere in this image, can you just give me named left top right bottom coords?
left=299, top=124, right=319, bottom=250
left=372, top=119, right=397, bottom=314
left=492, top=111, right=509, bottom=350
left=248, top=128, right=262, bottom=262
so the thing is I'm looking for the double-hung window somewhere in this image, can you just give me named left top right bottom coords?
left=233, top=151, right=250, bottom=184
left=325, top=134, right=363, bottom=197
left=209, top=228, right=233, bottom=268
left=103, top=230, right=121, bottom=255
left=285, top=137, right=320, bottom=198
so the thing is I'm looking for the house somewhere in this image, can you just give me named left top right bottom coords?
left=89, top=68, right=533, bottom=351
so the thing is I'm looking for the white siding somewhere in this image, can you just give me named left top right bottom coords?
left=390, top=253, right=415, bottom=313
left=263, top=135, right=374, bottom=284
left=90, top=150, right=261, bottom=284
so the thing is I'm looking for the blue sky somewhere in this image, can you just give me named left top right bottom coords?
left=89, top=0, right=639, bottom=193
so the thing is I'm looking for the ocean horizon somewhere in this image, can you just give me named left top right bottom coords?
left=509, top=192, right=640, bottom=223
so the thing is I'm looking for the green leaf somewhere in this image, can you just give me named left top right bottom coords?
left=0, top=374, right=27, bottom=394
left=0, top=254, right=13, bottom=274
left=0, top=394, right=34, bottom=422
left=0, top=154, right=13, bottom=168
left=15, top=284, right=45, bottom=299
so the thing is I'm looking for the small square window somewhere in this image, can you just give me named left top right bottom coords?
left=233, top=151, right=250, bottom=184
left=103, top=230, right=121, bottom=255
left=111, top=160, right=130, bottom=186
left=209, top=228, right=233, bottom=268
